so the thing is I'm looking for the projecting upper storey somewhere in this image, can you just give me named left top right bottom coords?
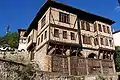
left=24, top=0, right=115, bottom=37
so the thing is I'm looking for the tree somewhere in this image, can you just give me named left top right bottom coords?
left=0, top=32, right=19, bottom=48
left=115, top=46, right=120, bottom=72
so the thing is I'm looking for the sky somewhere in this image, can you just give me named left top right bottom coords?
left=0, top=0, right=120, bottom=36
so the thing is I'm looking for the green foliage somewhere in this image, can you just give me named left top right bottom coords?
left=0, top=36, right=7, bottom=45
left=0, top=32, right=19, bottom=48
left=115, top=46, right=120, bottom=72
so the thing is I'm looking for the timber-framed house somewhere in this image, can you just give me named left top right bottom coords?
left=24, top=0, right=117, bottom=79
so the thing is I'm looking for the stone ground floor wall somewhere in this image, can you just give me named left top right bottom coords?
left=0, top=58, right=118, bottom=80
left=28, top=71, right=118, bottom=80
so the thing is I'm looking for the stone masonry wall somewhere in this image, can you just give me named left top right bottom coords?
left=0, top=58, right=118, bottom=80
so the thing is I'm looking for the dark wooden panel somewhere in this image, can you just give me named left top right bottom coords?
left=52, top=56, right=68, bottom=74
left=102, top=60, right=113, bottom=74
left=88, top=59, right=101, bottom=74
left=70, top=57, right=87, bottom=75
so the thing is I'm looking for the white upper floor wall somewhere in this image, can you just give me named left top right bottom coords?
left=26, top=5, right=115, bottom=51
left=113, top=31, right=120, bottom=46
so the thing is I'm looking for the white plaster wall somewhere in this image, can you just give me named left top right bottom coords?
left=50, top=7, right=77, bottom=29
left=18, top=43, right=27, bottom=51
left=96, top=21, right=112, bottom=36
left=50, top=27, right=79, bottom=44
left=26, top=29, right=37, bottom=49
left=113, top=32, right=120, bottom=46
left=18, top=36, right=27, bottom=51
left=36, top=26, right=49, bottom=50
left=38, top=8, right=50, bottom=35
left=81, top=31, right=99, bottom=49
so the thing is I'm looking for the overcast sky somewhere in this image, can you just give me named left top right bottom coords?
left=0, top=0, right=119, bottom=36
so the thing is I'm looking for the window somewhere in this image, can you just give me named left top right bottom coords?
left=81, top=21, right=85, bottom=30
left=44, top=31, right=47, bottom=39
left=41, top=15, right=46, bottom=29
left=100, top=38, right=104, bottom=45
left=86, top=22, right=90, bottom=31
left=105, top=38, right=108, bottom=46
left=54, top=29, right=59, bottom=37
left=109, top=40, right=113, bottom=47
left=103, top=25, right=106, bottom=33
left=94, top=23, right=97, bottom=32
left=94, top=38, right=98, bottom=45
left=41, top=34, right=43, bottom=42
left=83, top=35, right=86, bottom=44
left=83, top=35, right=91, bottom=44
left=98, top=24, right=102, bottom=32
left=107, top=26, right=110, bottom=34
left=87, top=37, right=91, bottom=44
left=23, top=39, right=26, bottom=44
left=63, top=31, right=67, bottom=39
left=38, top=38, right=40, bottom=45
left=59, top=12, right=69, bottom=23
left=71, top=32, right=75, bottom=40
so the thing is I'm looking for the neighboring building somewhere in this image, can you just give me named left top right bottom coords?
left=113, top=30, right=120, bottom=46
left=18, top=29, right=27, bottom=52
left=24, top=1, right=117, bottom=80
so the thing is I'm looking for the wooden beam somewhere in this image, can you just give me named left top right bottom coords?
left=62, top=46, right=65, bottom=55
left=77, top=18, right=82, bottom=50
left=76, top=48, right=79, bottom=56
left=54, top=45, right=57, bottom=55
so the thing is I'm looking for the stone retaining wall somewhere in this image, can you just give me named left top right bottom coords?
left=0, top=57, right=118, bottom=80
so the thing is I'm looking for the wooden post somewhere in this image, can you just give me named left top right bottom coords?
left=86, top=58, right=89, bottom=75
left=100, top=59, right=103, bottom=75
left=77, top=18, right=82, bottom=51
left=67, top=47, right=71, bottom=75
left=76, top=48, right=79, bottom=56
left=54, top=45, right=57, bottom=55
left=62, top=46, right=65, bottom=55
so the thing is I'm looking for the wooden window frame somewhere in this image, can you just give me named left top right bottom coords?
left=100, top=38, right=104, bottom=45
left=94, top=38, right=98, bottom=45
left=83, top=35, right=91, bottom=45
left=63, top=31, right=67, bottom=39
left=98, top=24, right=102, bottom=32
left=107, top=26, right=110, bottom=34
left=109, top=39, right=113, bottom=47
left=105, top=38, right=109, bottom=46
left=54, top=29, right=59, bottom=38
left=94, top=23, right=97, bottom=32
left=87, top=36, right=91, bottom=45
left=81, top=20, right=85, bottom=30
left=41, top=15, right=46, bottom=29
left=38, top=37, right=40, bottom=45
left=44, top=30, right=47, bottom=39
left=59, top=12, right=69, bottom=23
left=83, top=35, right=86, bottom=44
left=103, top=25, right=106, bottom=33
left=41, top=34, right=43, bottom=42
left=71, top=32, right=75, bottom=40
left=86, top=22, right=90, bottom=31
